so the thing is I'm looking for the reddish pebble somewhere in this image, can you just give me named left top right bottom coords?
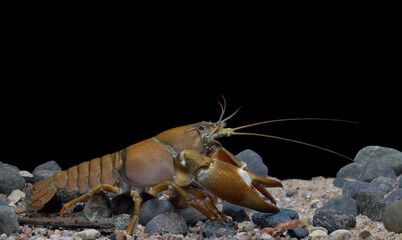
left=20, top=225, right=32, bottom=236
left=115, top=231, right=127, bottom=240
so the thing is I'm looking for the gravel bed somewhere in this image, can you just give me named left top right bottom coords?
left=1, top=177, right=401, bottom=240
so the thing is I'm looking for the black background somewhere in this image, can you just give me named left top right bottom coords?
left=2, top=11, right=400, bottom=180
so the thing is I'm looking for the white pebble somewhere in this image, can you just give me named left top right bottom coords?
left=75, top=229, right=101, bottom=240
left=261, top=232, right=273, bottom=239
left=309, top=229, right=328, bottom=239
left=7, top=189, right=26, bottom=206
left=19, top=170, right=33, bottom=177
left=329, top=229, right=354, bottom=239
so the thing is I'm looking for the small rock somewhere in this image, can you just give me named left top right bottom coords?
left=111, top=193, right=134, bottom=215
left=139, top=199, right=174, bottom=225
left=0, top=168, right=25, bottom=194
left=285, top=189, right=298, bottom=197
left=328, top=229, right=354, bottom=239
left=369, top=176, right=399, bottom=194
left=201, top=220, right=236, bottom=238
left=7, top=189, right=26, bottom=206
left=145, top=212, right=187, bottom=235
left=336, top=162, right=364, bottom=181
left=0, top=163, right=20, bottom=171
left=83, top=191, right=112, bottom=220
left=382, top=199, right=402, bottom=233
left=308, top=229, right=328, bottom=239
left=358, top=230, right=372, bottom=239
left=222, top=202, right=250, bottom=222
left=252, top=208, right=299, bottom=228
left=385, top=189, right=402, bottom=207
left=333, top=177, right=350, bottom=188
left=354, top=146, right=402, bottom=175
left=317, top=195, right=358, bottom=216
left=313, top=196, right=357, bottom=233
left=355, top=188, right=386, bottom=222
left=174, top=207, right=207, bottom=226
left=32, top=160, right=62, bottom=183
left=236, top=149, right=268, bottom=177
left=0, top=205, right=20, bottom=235
left=287, top=226, right=309, bottom=239
left=342, top=181, right=373, bottom=199
left=19, top=170, right=33, bottom=178
left=358, top=159, right=396, bottom=182
left=75, top=229, right=101, bottom=240
left=399, top=176, right=402, bottom=187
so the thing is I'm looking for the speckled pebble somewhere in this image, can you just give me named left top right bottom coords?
left=309, top=229, right=328, bottom=239
left=328, top=229, right=354, bottom=239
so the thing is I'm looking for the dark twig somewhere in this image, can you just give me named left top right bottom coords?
left=18, top=217, right=115, bottom=229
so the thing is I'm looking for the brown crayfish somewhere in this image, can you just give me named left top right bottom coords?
left=27, top=100, right=352, bottom=235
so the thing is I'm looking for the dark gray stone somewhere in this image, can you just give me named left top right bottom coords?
left=333, top=177, right=350, bottom=188
left=313, top=210, right=356, bottom=233
left=0, top=205, right=20, bottom=235
left=252, top=208, right=299, bottom=229
left=288, top=226, right=309, bottom=239
left=336, top=162, right=364, bottom=180
left=399, top=176, right=402, bottom=188
left=139, top=199, right=174, bottom=225
left=0, top=168, right=25, bottom=194
left=0, top=163, right=20, bottom=172
left=201, top=220, right=236, bottom=238
left=236, top=149, right=268, bottom=177
left=358, top=159, right=396, bottom=182
left=318, top=195, right=358, bottom=216
left=385, top=189, right=402, bottom=207
left=222, top=202, right=250, bottom=222
left=84, top=191, right=112, bottom=220
left=354, top=146, right=402, bottom=175
left=383, top=199, right=402, bottom=233
left=370, top=176, right=399, bottom=194
left=111, top=193, right=134, bottom=215
left=145, top=212, right=187, bottom=235
left=174, top=207, right=207, bottom=226
left=33, top=160, right=62, bottom=172
left=355, top=188, right=386, bottom=222
left=312, top=196, right=357, bottom=233
left=342, top=181, right=373, bottom=199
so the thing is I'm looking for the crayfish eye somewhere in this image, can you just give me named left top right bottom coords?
left=198, top=125, right=206, bottom=131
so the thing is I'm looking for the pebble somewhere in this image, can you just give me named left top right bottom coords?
left=308, top=229, right=328, bottom=239
left=145, top=212, right=187, bottom=235
left=32, top=160, right=62, bottom=183
left=382, top=199, right=402, bottom=233
left=236, top=149, right=268, bottom=177
left=328, top=229, right=354, bottom=239
left=200, top=220, right=236, bottom=238
left=84, top=191, right=112, bottom=220
left=0, top=205, right=20, bottom=235
left=358, top=230, right=371, bottom=239
left=370, top=176, right=399, bottom=193
left=7, top=189, right=25, bottom=206
left=75, top=229, right=101, bottom=240
left=342, top=180, right=374, bottom=199
left=139, top=199, right=174, bottom=225
left=174, top=206, right=207, bottom=226
left=355, top=188, right=386, bottom=222
left=385, top=189, right=402, bottom=206
left=111, top=192, right=134, bottom=215
left=252, top=208, right=299, bottom=228
left=313, top=196, right=357, bottom=233
left=287, top=226, right=309, bottom=239
left=354, top=145, right=402, bottom=175
left=221, top=202, right=250, bottom=222
left=0, top=168, right=25, bottom=194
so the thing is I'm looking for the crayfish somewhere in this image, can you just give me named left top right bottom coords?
left=27, top=99, right=353, bottom=235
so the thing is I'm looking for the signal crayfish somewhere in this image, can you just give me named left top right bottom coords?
left=26, top=99, right=353, bottom=235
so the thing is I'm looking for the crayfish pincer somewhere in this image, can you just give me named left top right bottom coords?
left=26, top=99, right=353, bottom=235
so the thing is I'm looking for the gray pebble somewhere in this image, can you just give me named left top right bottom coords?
left=355, top=188, right=386, bottom=222
left=342, top=181, right=373, bottom=199
left=145, top=212, right=187, bottom=235
left=384, top=189, right=402, bottom=207
left=174, top=207, right=207, bottom=226
left=139, top=199, right=174, bottom=225
left=312, top=196, right=357, bottom=233
left=252, top=208, right=299, bottom=228
left=354, top=146, right=402, bottom=175
left=369, top=176, right=399, bottom=194
left=0, top=205, right=20, bottom=235
left=222, top=202, right=250, bottom=222
left=0, top=168, right=25, bottom=194
left=236, top=149, right=268, bottom=177
left=383, top=199, right=402, bottom=233
left=201, top=220, right=236, bottom=238
left=359, top=159, right=396, bottom=182
left=84, top=191, right=112, bottom=220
